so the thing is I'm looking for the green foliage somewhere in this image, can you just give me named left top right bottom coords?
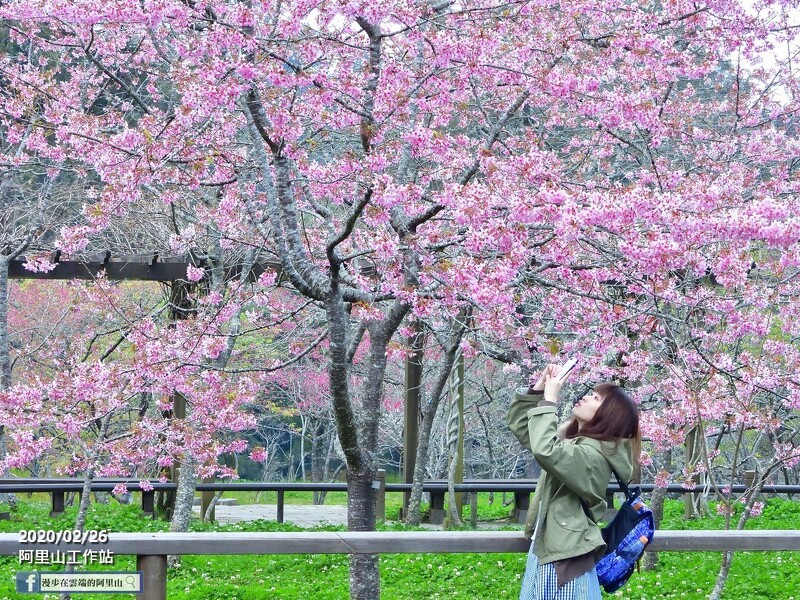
left=0, top=498, right=799, bottom=598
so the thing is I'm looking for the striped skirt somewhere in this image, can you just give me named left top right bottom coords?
left=519, top=543, right=602, bottom=600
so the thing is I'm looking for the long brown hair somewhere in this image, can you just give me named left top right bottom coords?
left=564, top=383, right=641, bottom=460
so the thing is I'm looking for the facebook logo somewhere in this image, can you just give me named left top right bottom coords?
left=16, top=572, right=39, bottom=593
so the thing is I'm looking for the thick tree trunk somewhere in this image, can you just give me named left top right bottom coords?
left=325, top=289, right=381, bottom=597
left=347, top=469, right=380, bottom=600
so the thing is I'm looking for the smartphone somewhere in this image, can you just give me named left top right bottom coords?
left=556, top=357, right=578, bottom=383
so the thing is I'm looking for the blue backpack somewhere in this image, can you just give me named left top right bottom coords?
left=583, top=470, right=655, bottom=593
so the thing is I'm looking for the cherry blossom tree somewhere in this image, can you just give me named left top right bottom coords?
left=0, top=276, right=258, bottom=519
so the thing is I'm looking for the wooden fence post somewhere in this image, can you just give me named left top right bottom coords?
left=277, top=490, right=285, bottom=523
left=375, top=469, right=386, bottom=524
left=470, top=491, right=478, bottom=528
left=513, top=491, right=529, bottom=524
left=142, top=491, right=155, bottom=519
left=429, top=490, right=445, bottom=525
left=137, top=554, right=167, bottom=600
left=50, top=492, right=65, bottom=517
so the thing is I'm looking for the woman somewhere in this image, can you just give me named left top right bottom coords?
left=507, top=363, right=641, bottom=600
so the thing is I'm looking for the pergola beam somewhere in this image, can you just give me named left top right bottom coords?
left=8, top=256, right=281, bottom=282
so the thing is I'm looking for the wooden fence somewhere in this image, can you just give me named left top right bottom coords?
left=1, top=530, right=799, bottom=599
left=0, top=477, right=542, bottom=523
left=2, top=478, right=799, bottom=524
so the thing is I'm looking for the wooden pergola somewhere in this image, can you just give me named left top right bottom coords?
left=10, top=252, right=426, bottom=518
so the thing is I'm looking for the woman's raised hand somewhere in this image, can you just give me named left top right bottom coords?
left=543, top=369, right=563, bottom=404
left=531, top=363, right=559, bottom=392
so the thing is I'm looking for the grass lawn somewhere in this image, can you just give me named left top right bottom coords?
left=0, top=494, right=798, bottom=599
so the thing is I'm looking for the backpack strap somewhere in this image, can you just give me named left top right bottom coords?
left=581, top=467, right=635, bottom=521
left=611, top=468, right=630, bottom=499
left=613, top=468, right=643, bottom=503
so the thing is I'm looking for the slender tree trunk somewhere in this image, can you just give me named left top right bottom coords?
left=312, top=420, right=339, bottom=505
left=312, top=420, right=323, bottom=504
left=642, top=484, right=667, bottom=570
left=163, top=246, right=243, bottom=526
left=168, top=455, right=197, bottom=568
left=322, top=422, right=340, bottom=504
left=684, top=425, right=702, bottom=519
left=709, top=551, right=735, bottom=600
left=246, top=67, right=416, bottom=597
left=162, top=278, right=195, bottom=520
left=73, top=471, right=96, bottom=536
left=709, top=472, right=765, bottom=599
left=406, top=319, right=466, bottom=525
left=445, top=354, right=464, bottom=527
left=474, top=397, right=496, bottom=504
left=204, top=491, right=223, bottom=521
left=406, top=402, right=438, bottom=525
left=59, top=468, right=97, bottom=600
left=61, top=415, right=111, bottom=600
left=643, top=449, right=672, bottom=571
left=402, top=323, right=424, bottom=518
left=299, top=414, right=307, bottom=481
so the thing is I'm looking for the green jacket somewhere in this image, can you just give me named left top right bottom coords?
left=507, top=388, right=634, bottom=564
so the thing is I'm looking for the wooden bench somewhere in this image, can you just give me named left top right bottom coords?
left=1, top=530, right=798, bottom=599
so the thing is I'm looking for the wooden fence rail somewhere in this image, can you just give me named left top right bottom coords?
left=2, top=478, right=799, bottom=524
left=1, top=530, right=799, bottom=600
